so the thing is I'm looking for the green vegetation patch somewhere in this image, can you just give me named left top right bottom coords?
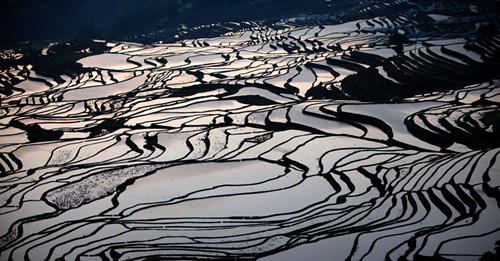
left=6, top=40, right=110, bottom=83
left=481, top=110, right=500, bottom=131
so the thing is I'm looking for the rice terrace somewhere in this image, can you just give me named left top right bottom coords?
left=1, top=0, right=500, bottom=260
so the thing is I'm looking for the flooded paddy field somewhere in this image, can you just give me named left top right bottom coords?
left=1, top=0, right=500, bottom=260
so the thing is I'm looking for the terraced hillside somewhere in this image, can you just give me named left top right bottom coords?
left=1, top=0, right=500, bottom=260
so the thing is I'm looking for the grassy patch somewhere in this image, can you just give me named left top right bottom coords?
left=12, top=41, right=109, bottom=83
left=481, top=110, right=500, bottom=130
